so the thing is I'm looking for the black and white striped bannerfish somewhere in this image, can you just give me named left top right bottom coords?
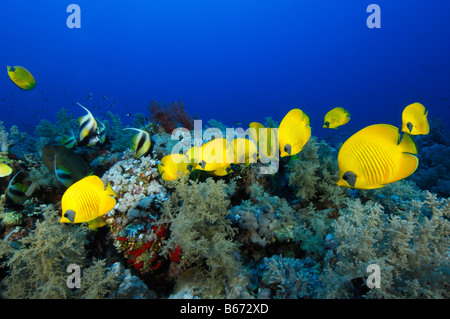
left=123, top=128, right=151, bottom=158
left=77, top=102, right=99, bottom=144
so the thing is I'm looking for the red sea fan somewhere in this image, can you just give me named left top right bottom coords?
left=149, top=100, right=194, bottom=133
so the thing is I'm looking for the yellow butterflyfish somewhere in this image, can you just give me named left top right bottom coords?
left=60, top=175, right=116, bottom=227
left=230, top=138, right=258, bottom=166
left=401, top=102, right=430, bottom=135
left=7, top=66, right=36, bottom=90
left=158, top=154, right=191, bottom=181
left=0, top=163, right=13, bottom=178
left=323, top=107, right=351, bottom=129
left=337, top=124, right=418, bottom=189
left=248, top=122, right=277, bottom=160
left=279, top=109, right=311, bottom=157
left=197, top=138, right=234, bottom=171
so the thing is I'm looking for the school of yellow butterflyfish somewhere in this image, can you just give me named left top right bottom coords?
left=3, top=65, right=431, bottom=229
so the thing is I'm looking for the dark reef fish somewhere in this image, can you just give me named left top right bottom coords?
left=42, top=145, right=91, bottom=185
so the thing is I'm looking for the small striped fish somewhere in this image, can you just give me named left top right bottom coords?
left=123, top=128, right=151, bottom=158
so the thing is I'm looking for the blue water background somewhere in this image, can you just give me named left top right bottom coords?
left=1, top=0, right=449, bottom=141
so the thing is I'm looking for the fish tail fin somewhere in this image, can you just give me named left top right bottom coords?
left=394, top=153, right=419, bottom=183
left=157, top=164, right=165, bottom=175
left=99, top=193, right=116, bottom=217
left=399, top=133, right=418, bottom=154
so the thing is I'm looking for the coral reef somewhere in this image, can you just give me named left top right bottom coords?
left=101, top=154, right=170, bottom=274
left=260, top=255, right=321, bottom=298
left=0, top=105, right=448, bottom=300
left=407, top=117, right=450, bottom=197
left=287, top=136, right=348, bottom=209
left=160, top=177, right=241, bottom=297
left=321, top=194, right=450, bottom=298
left=108, top=262, right=156, bottom=298
left=0, top=206, right=117, bottom=298
left=149, top=100, right=194, bottom=133
left=231, top=183, right=296, bottom=249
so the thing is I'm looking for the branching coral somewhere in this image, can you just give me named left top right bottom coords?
left=149, top=100, right=193, bottom=133
left=160, top=177, right=241, bottom=297
left=232, top=183, right=296, bottom=248
left=287, top=136, right=347, bottom=209
left=0, top=206, right=117, bottom=298
left=321, top=193, right=450, bottom=298
left=0, top=121, right=17, bottom=153
left=260, top=254, right=321, bottom=298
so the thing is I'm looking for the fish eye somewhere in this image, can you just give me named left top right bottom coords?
left=284, top=144, right=291, bottom=155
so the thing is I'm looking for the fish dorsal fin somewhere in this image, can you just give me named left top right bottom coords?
left=302, top=111, right=311, bottom=126
left=80, top=175, right=105, bottom=191
left=8, top=169, right=24, bottom=189
left=123, top=127, right=147, bottom=134
left=362, top=124, right=399, bottom=145
left=249, top=122, right=264, bottom=144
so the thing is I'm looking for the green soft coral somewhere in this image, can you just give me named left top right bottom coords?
left=321, top=193, right=450, bottom=298
left=0, top=206, right=117, bottom=298
left=288, top=136, right=347, bottom=209
left=160, top=177, right=241, bottom=297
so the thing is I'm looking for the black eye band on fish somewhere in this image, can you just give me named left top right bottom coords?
left=284, top=144, right=291, bottom=156
left=64, top=210, right=76, bottom=223
left=407, top=122, right=413, bottom=133
left=343, top=171, right=357, bottom=188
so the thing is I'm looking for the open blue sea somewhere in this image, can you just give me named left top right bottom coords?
left=1, top=0, right=449, bottom=137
